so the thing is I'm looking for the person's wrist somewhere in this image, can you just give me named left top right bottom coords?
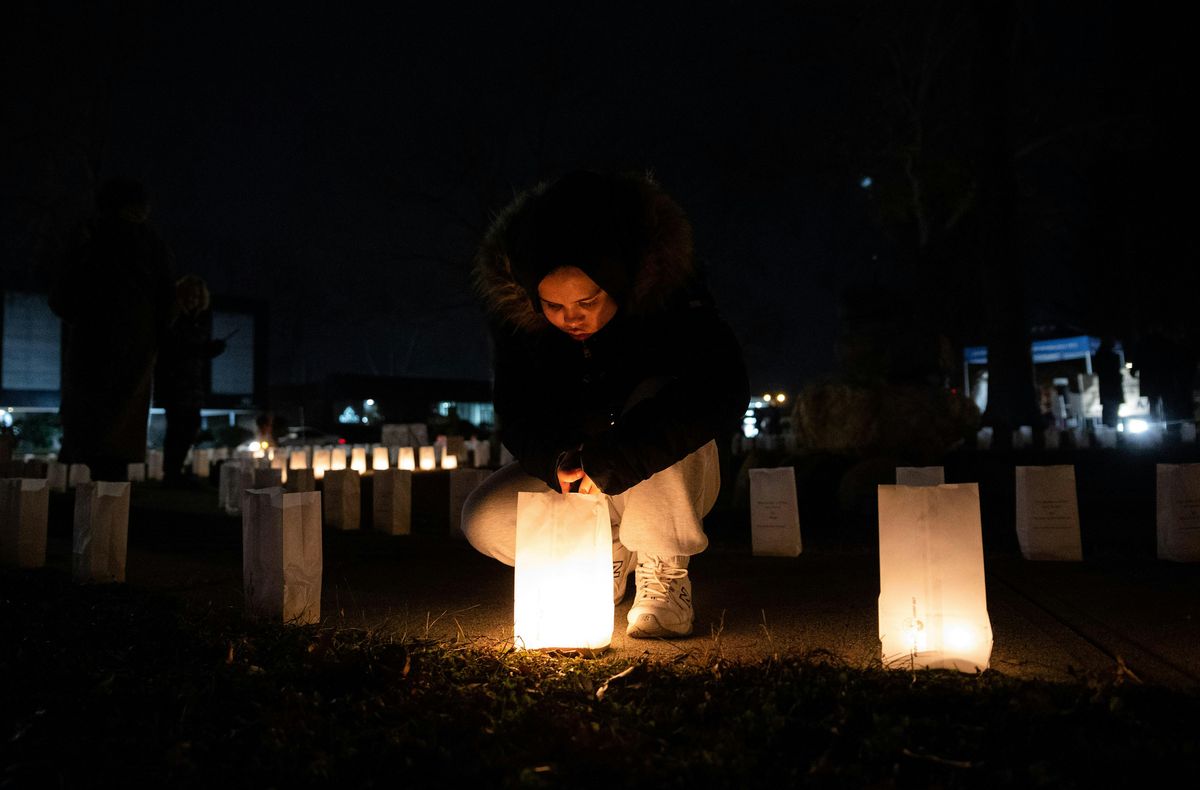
left=555, top=447, right=582, bottom=471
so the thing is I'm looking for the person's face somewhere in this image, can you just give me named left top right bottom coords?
left=178, top=283, right=205, bottom=314
left=537, top=266, right=618, bottom=341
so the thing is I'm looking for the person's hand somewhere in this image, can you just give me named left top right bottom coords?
left=556, top=467, right=602, bottom=495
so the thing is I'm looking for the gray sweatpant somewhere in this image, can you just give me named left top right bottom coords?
left=461, top=440, right=720, bottom=566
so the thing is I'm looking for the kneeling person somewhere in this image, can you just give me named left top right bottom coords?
left=463, top=171, right=748, bottom=638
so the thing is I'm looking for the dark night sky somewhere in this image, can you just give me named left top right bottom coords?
left=3, top=2, right=1180, bottom=395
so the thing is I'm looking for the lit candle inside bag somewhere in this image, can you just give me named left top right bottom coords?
left=312, top=448, right=331, bottom=480
left=877, top=484, right=992, bottom=673
left=271, top=454, right=288, bottom=484
left=372, top=447, right=390, bottom=471
left=513, top=492, right=613, bottom=652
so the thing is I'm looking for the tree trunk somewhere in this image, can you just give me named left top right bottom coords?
left=973, top=1, right=1039, bottom=448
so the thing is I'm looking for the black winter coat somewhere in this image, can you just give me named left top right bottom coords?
left=475, top=174, right=748, bottom=495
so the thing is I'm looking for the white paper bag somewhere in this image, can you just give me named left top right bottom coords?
left=1015, top=465, right=1083, bottom=561
left=514, top=492, right=613, bottom=651
left=311, top=447, right=331, bottom=479
left=372, top=469, right=412, bottom=536
left=286, top=467, right=315, bottom=493
left=371, top=446, right=390, bottom=471
left=895, top=466, right=945, bottom=487
left=192, top=448, right=211, bottom=478
left=146, top=450, right=164, bottom=480
left=126, top=462, right=146, bottom=482
left=72, top=481, right=131, bottom=583
left=47, top=461, right=68, bottom=492
left=1066, top=390, right=1084, bottom=427
left=1, top=478, right=50, bottom=568
left=271, top=454, right=289, bottom=483
left=1182, top=423, right=1197, bottom=444
left=473, top=440, right=491, bottom=468
left=1044, top=428, right=1061, bottom=450
left=1012, top=426, right=1034, bottom=449
left=219, top=462, right=246, bottom=515
left=322, top=469, right=360, bottom=531
left=749, top=467, right=802, bottom=557
left=878, top=484, right=993, bottom=672
left=449, top=469, right=490, bottom=539
left=68, top=464, right=91, bottom=488
left=976, top=427, right=993, bottom=450
left=222, top=463, right=285, bottom=515
left=242, top=488, right=322, bottom=624
left=1157, top=464, right=1200, bottom=562
left=418, top=446, right=436, bottom=470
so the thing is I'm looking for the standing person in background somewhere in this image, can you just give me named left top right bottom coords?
left=1095, top=337, right=1124, bottom=429
left=50, top=177, right=176, bottom=482
left=155, top=275, right=226, bottom=485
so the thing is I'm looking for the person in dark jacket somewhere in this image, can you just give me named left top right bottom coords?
left=50, top=177, right=176, bottom=482
left=1095, top=337, right=1124, bottom=429
left=155, top=275, right=226, bottom=483
left=463, top=170, right=749, bottom=639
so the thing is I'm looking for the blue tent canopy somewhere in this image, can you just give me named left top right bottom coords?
left=963, top=335, right=1103, bottom=367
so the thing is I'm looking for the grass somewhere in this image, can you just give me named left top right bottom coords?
left=3, top=568, right=1199, bottom=788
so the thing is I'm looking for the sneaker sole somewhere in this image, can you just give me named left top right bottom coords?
left=626, top=613, right=693, bottom=639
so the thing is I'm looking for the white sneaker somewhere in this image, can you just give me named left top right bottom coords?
left=613, top=540, right=635, bottom=604
left=626, top=555, right=693, bottom=638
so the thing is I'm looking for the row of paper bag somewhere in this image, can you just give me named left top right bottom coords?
left=1, top=479, right=131, bottom=580
left=0, top=479, right=322, bottom=625
left=749, top=463, right=1200, bottom=561
left=216, top=461, right=490, bottom=538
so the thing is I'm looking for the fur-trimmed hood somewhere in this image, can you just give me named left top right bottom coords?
left=473, top=171, right=696, bottom=333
